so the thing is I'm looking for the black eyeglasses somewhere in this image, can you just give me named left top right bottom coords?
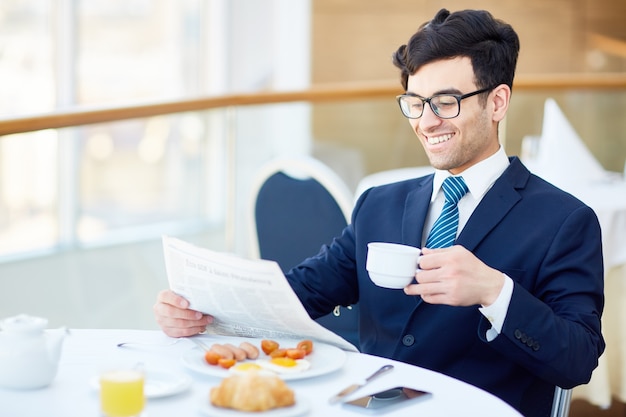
left=396, top=86, right=495, bottom=119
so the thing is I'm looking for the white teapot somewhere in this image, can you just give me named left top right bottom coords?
left=0, top=314, right=68, bottom=389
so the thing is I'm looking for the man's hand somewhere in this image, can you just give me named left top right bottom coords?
left=404, top=246, right=504, bottom=306
left=153, top=289, right=213, bottom=337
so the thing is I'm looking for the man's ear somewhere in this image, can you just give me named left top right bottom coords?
left=492, top=84, right=511, bottom=123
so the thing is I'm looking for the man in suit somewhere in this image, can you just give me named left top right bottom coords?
left=154, top=9, right=604, bottom=417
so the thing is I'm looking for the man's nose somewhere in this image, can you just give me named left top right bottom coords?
left=419, top=103, right=443, bottom=129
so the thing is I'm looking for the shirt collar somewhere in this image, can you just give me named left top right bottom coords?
left=431, top=146, right=510, bottom=202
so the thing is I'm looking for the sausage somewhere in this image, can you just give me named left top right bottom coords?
left=209, top=343, right=234, bottom=360
left=224, top=343, right=247, bottom=361
left=239, top=341, right=260, bottom=359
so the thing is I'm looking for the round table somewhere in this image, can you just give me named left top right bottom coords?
left=0, top=329, right=523, bottom=417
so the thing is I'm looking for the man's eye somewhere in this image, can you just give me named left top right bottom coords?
left=436, top=96, right=457, bottom=107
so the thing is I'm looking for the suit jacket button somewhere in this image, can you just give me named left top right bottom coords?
left=532, top=342, right=540, bottom=351
left=402, top=335, right=415, bottom=346
left=514, top=329, right=522, bottom=339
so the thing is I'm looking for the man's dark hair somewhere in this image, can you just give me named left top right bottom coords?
left=392, top=9, right=520, bottom=93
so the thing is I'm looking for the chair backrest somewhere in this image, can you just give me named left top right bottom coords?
left=550, top=387, right=572, bottom=417
left=248, top=156, right=359, bottom=347
left=249, top=156, right=354, bottom=263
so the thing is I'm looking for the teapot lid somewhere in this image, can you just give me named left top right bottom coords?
left=0, top=314, right=48, bottom=333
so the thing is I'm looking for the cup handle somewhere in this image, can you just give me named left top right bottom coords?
left=415, top=255, right=423, bottom=273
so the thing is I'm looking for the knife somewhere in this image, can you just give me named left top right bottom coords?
left=328, top=364, right=394, bottom=404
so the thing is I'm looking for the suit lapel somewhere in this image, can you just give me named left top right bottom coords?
left=457, top=157, right=529, bottom=251
left=401, top=175, right=434, bottom=248
left=397, top=175, right=433, bottom=308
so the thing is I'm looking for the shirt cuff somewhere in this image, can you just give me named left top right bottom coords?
left=479, top=274, right=513, bottom=338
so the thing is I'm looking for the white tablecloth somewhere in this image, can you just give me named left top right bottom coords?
left=0, top=329, right=522, bottom=417
left=566, top=180, right=626, bottom=408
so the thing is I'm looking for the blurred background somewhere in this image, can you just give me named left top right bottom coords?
left=0, top=0, right=624, bottom=351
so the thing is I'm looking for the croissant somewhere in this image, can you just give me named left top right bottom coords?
left=210, top=372, right=295, bottom=412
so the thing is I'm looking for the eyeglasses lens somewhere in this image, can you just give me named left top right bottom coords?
left=399, top=95, right=459, bottom=119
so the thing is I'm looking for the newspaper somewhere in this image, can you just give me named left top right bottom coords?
left=162, top=236, right=358, bottom=352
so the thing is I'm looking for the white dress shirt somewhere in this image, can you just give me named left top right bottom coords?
left=421, top=146, right=513, bottom=340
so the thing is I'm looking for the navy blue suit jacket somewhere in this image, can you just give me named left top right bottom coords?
left=286, top=157, right=604, bottom=417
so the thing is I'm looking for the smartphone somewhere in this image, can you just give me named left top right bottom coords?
left=342, top=386, right=432, bottom=414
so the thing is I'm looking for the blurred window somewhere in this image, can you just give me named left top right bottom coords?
left=0, top=0, right=216, bottom=258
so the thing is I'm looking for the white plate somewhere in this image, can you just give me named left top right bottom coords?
left=180, top=338, right=346, bottom=381
left=199, top=397, right=309, bottom=417
left=90, top=369, right=192, bottom=398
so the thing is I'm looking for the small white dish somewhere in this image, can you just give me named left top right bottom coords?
left=91, top=369, right=192, bottom=398
left=199, top=397, right=309, bottom=417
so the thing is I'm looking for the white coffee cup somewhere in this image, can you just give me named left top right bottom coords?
left=366, top=242, right=421, bottom=289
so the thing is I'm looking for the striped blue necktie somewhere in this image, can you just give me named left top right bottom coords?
left=425, top=176, right=468, bottom=248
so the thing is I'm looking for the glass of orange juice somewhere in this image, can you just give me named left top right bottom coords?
left=100, top=369, right=145, bottom=417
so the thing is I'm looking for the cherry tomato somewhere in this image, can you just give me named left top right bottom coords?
left=269, top=348, right=288, bottom=358
left=204, top=350, right=222, bottom=365
left=285, top=348, right=306, bottom=360
left=297, top=340, right=314, bottom=355
left=217, top=358, right=237, bottom=369
left=261, top=339, right=279, bottom=355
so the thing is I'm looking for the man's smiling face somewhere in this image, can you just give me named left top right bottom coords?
left=406, top=56, right=503, bottom=175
